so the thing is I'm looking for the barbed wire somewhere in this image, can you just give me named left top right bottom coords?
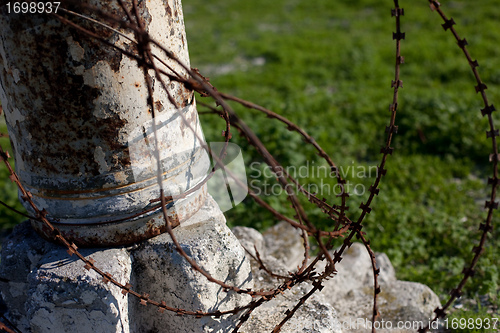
left=0, top=1, right=349, bottom=330
left=0, top=0, right=382, bottom=331
left=418, top=1, right=499, bottom=331
left=0, top=0, right=497, bottom=332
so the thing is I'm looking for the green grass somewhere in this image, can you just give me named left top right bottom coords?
left=0, top=0, right=499, bottom=327
left=183, top=0, right=500, bottom=305
left=0, top=116, right=26, bottom=230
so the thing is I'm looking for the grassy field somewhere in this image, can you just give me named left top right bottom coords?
left=0, top=0, right=499, bottom=326
left=182, top=0, right=500, bottom=308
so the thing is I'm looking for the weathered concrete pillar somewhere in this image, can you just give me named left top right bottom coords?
left=0, top=0, right=209, bottom=246
left=0, top=1, right=253, bottom=332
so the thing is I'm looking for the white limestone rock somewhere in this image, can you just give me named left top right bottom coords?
left=262, top=221, right=306, bottom=271
left=233, top=225, right=442, bottom=333
left=27, top=247, right=131, bottom=333
left=130, top=196, right=253, bottom=333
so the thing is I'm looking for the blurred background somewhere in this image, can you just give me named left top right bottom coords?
left=1, top=0, right=499, bottom=323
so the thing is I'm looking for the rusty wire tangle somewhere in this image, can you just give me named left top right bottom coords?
left=0, top=0, right=497, bottom=332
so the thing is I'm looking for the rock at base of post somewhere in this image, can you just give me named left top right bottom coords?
left=0, top=195, right=252, bottom=333
left=233, top=222, right=442, bottom=333
left=129, top=196, right=253, bottom=332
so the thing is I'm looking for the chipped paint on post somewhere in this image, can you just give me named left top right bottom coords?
left=0, top=0, right=210, bottom=246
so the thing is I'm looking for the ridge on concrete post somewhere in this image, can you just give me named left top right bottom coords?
left=0, top=195, right=253, bottom=333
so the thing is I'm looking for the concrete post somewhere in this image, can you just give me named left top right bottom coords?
left=0, top=0, right=209, bottom=246
left=0, top=1, right=253, bottom=332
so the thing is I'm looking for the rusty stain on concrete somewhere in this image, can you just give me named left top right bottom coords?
left=0, top=0, right=209, bottom=246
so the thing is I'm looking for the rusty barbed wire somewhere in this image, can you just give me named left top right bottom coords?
left=243, top=245, right=290, bottom=280
left=0, top=320, right=17, bottom=333
left=0, top=0, right=261, bottom=311
left=0, top=1, right=372, bottom=331
left=0, top=0, right=497, bottom=332
left=0, top=0, right=401, bottom=331
left=0, top=1, right=351, bottom=327
left=0, top=311, right=20, bottom=333
left=205, top=2, right=404, bottom=329
left=417, top=1, right=499, bottom=331
left=54, top=0, right=287, bottom=297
